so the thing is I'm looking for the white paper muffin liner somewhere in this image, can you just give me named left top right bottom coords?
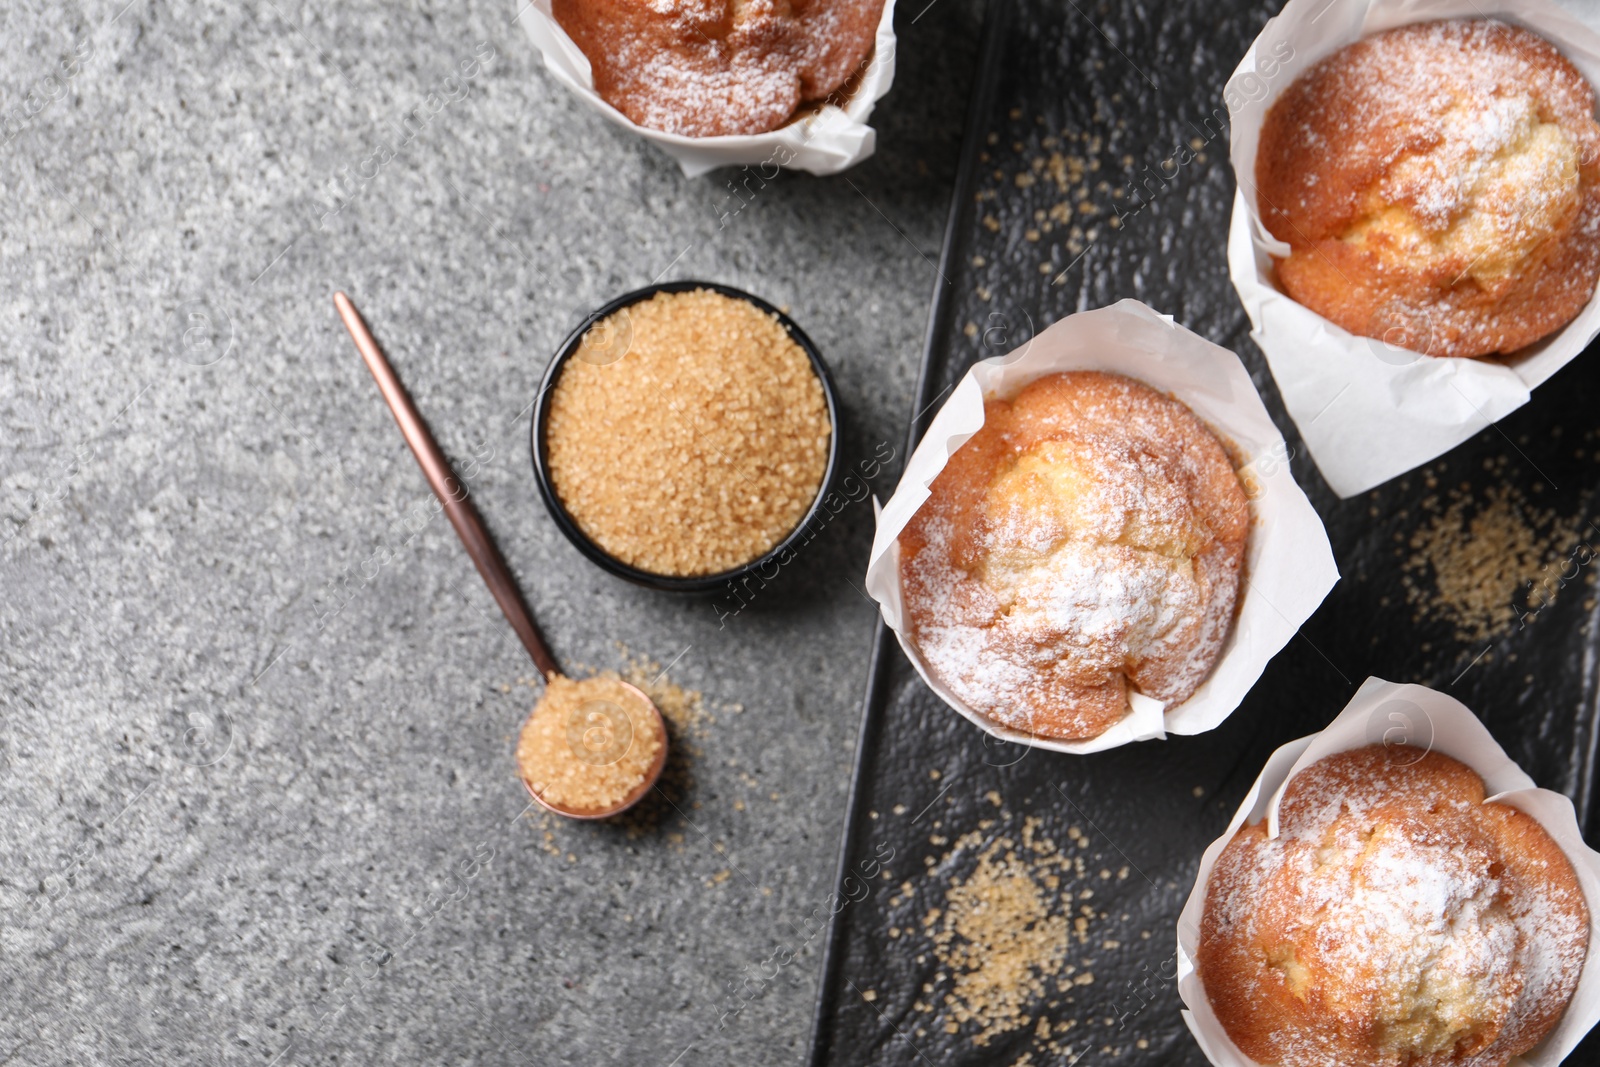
left=516, top=0, right=897, bottom=177
left=1225, top=0, right=1600, bottom=499
left=1176, top=677, right=1600, bottom=1067
left=863, top=299, right=1339, bottom=754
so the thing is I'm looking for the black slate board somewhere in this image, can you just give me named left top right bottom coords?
left=807, top=0, right=1600, bottom=1063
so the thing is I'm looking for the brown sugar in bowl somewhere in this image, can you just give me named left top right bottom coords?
left=531, top=281, right=840, bottom=593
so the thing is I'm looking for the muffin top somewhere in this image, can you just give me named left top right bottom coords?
left=899, top=371, right=1249, bottom=741
left=1199, top=745, right=1589, bottom=1067
left=1256, top=19, right=1600, bottom=358
left=554, top=0, right=884, bottom=136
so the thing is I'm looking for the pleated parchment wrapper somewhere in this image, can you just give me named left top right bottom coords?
left=864, top=299, right=1339, bottom=755
left=516, top=0, right=897, bottom=177
left=1176, top=677, right=1600, bottom=1067
left=1225, top=0, right=1600, bottom=499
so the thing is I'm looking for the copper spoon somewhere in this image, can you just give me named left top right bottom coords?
left=333, top=291, right=667, bottom=820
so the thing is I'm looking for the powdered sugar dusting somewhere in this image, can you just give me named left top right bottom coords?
left=554, top=0, right=886, bottom=136
left=1256, top=19, right=1600, bottom=358
left=1200, top=747, right=1589, bottom=1067
left=899, top=372, right=1248, bottom=742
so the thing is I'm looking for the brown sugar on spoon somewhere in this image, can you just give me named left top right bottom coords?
left=516, top=675, right=662, bottom=815
left=332, top=293, right=669, bottom=822
left=1255, top=19, right=1600, bottom=358
left=544, top=288, right=830, bottom=578
left=553, top=0, right=886, bottom=136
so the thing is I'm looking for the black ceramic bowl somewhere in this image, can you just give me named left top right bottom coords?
left=530, top=280, right=841, bottom=594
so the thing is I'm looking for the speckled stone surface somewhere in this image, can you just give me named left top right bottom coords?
left=0, top=2, right=983, bottom=1063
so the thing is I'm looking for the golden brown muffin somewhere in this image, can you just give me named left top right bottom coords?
left=898, top=371, right=1249, bottom=741
left=1255, top=19, right=1600, bottom=359
left=1199, top=746, right=1590, bottom=1067
left=553, top=0, right=885, bottom=137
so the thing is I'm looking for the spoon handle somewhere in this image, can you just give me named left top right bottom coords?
left=334, top=292, right=560, bottom=680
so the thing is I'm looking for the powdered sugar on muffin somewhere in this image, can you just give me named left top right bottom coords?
left=1256, top=19, right=1600, bottom=358
left=1199, top=746, right=1589, bottom=1067
left=554, top=0, right=885, bottom=136
left=899, top=371, right=1249, bottom=742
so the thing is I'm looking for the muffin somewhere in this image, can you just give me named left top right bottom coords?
left=898, top=371, right=1249, bottom=742
left=1199, top=745, right=1589, bottom=1067
left=1255, top=19, right=1600, bottom=359
left=553, top=0, right=885, bottom=137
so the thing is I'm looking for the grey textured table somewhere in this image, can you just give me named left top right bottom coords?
left=0, top=2, right=983, bottom=1062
